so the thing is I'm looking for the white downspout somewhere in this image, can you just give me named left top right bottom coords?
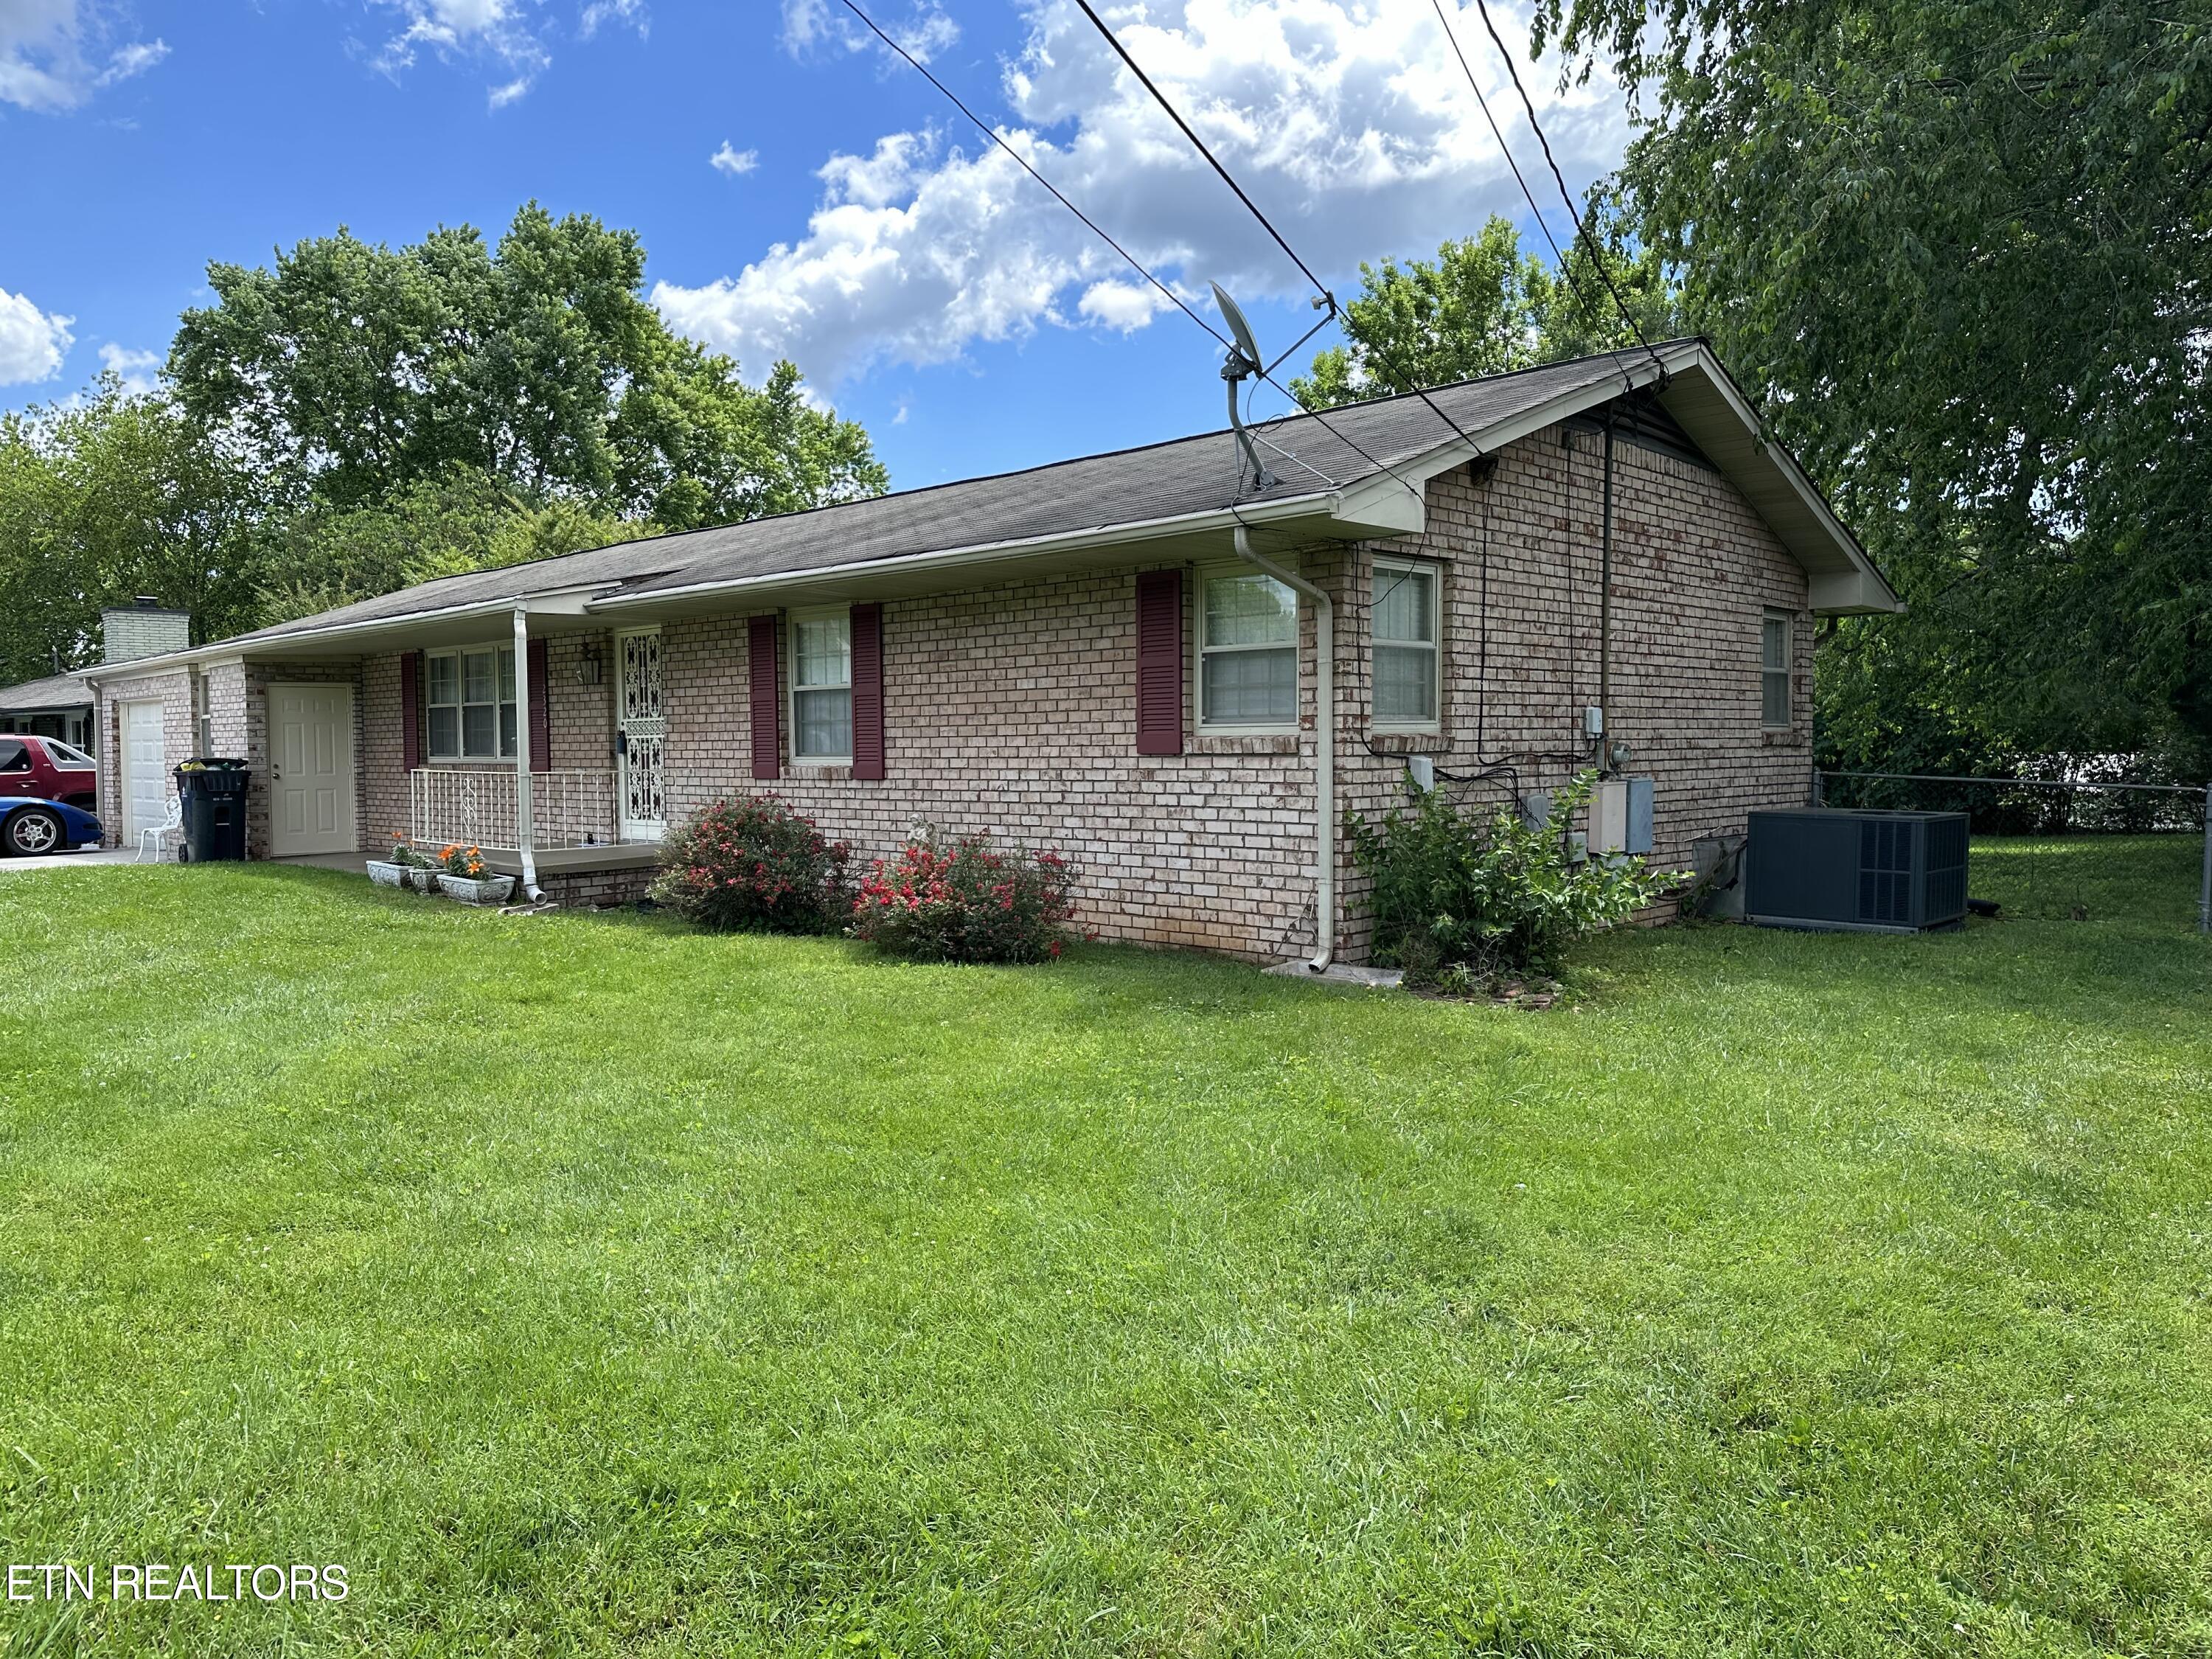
left=1232, top=523, right=1335, bottom=972
left=512, top=605, right=542, bottom=902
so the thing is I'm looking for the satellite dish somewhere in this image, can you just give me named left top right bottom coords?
left=1211, top=281, right=1265, bottom=376
left=1208, top=282, right=1275, bottom=490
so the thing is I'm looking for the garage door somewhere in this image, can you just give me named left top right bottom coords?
left=122, top=700, right=167, bottom=844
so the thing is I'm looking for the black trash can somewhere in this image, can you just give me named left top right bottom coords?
left=174, top=759, right=250, bottom=863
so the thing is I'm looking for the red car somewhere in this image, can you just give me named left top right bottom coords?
left=0, top=734, right=99, bottom=810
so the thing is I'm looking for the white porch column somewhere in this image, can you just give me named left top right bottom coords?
left=512, top=605, right=541, bottom=902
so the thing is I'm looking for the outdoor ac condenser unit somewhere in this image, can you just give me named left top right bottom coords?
left=1744, top=809, right=1969, bottom=933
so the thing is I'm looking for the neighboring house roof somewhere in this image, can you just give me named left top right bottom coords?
left=0, top=672, right=94, bottom=714
left=90, top=340, right=1901, bottom=680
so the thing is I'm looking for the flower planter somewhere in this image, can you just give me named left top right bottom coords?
left=437, top=872, right=515, bottom=905
left=366, top=860, right=407, bottom=890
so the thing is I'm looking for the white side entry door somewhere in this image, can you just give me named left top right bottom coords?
left=268, top=683, right=356, bottom=856
left=122, top=699, right=167, bottom=843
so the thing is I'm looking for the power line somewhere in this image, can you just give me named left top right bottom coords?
left=1425, top=0, right=1591, bottom=316
left=835, top=0, right=1431, bottom=506
left=1463, top=0, right=1666, bottom=372
left=833, top=0, right=1230, bottom=354
left=1067, top=0, right=1495, bottom=462
left=1069, top=0, right=1335, bottom=305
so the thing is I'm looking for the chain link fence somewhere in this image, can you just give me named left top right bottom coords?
left=1815, top=771, right=2212, bottom=931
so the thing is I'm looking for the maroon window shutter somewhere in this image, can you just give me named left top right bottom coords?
left=1135, top=569, right=1184, bottom=755
left=526, top=636, right=550, bottom=768
left=400, top=651, right=422, bottom=772
left=748, top=615, right=780, bottom=780
left=851, top=602, right=885, bottom=781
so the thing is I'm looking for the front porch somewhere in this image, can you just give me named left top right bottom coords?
left=280, top=838, right=661, bottom=908
left=407, top=765, right=639, bottom=852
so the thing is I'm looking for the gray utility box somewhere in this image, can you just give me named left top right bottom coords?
left=1745, top=809, right=1969, bottom=933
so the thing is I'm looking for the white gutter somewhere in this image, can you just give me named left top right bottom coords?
left=1231, top=523, right=1335, bottom=973
left=511, top=605, right=541, bottom=903
left=74, top=585, right=612, bottom=683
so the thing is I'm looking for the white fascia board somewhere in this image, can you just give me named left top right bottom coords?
left=1328, top=470, right=1428, bottom=536
left=588, top=489, right=1350, bottom=612
left=1809, top=568, right=1905, bottom=616
left=82, top=587, right=605, bottom=681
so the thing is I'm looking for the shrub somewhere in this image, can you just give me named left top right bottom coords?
left=650, top=795, right=852, bottom=933
left=850, top=830, right=1077, bottom=964
left=1346, top=772, right=1679, bottom=990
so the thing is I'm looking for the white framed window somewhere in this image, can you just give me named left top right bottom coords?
left=1761, top=610, right=1793, bottom=728
left=1197, top=566, right=1299, bottom=731
left=1372, top=557, right=1441, bottom=729
left=790, top=608, right=853, bottom=763
left=427, top=644, right=518, bottom=761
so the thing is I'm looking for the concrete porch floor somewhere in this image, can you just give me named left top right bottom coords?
left=272, top=844, right=661, bottom=877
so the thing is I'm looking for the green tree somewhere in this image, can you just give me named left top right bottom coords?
left=170, top=201, right=887, bottom=530
left=1292, top=202, right=1677, bottom=408
left=1528, top=0, right=2212, bottom=768
left=256, top=467, right=653, bottom=626
left=0, top=378, right=268, bottom=684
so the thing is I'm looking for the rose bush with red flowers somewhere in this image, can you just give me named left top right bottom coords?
left=650, top=794, right=851, bottom=933
left=850, top=829, right=1077, bottom=963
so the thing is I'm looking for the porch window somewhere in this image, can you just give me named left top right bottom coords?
left=791, top=611, right=853, bottom=763
left=1198, top=566, right=1298, bottom=731
left=1761, top=611, right=1793, bottom=728
left=1372, top=557, right=1440, bottom=728
left=427, top=646, right=518, bottom=761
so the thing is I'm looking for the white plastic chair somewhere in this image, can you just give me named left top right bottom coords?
left=136, top=796, right=183, bottom=863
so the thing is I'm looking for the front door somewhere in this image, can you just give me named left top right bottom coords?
left=122, top=700, right=167, bottom=842
left=616, top=627, right=667, bottom=842
left=268, top=683, right=356, bottom=856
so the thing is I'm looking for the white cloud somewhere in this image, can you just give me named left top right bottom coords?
left=579, top=0, right=646, bottom=39
left=1078, top=279, right=1170, bottom=333
left=97, top=341, right=161, bottom=395
left=0, top=1, right=168, bottom=112
left=781, top=0, right=958, bottom=65
left=0, top=290, right=74, bottom=384
left=710, top=142, right=759, bottom=177
left=655, top=0, right=1631, bottom=388
left=93, top=34, right=164, bottom=86
left=369, top=0, right=639, bottom=105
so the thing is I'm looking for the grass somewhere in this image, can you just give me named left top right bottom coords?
left=1, top=843, right=2208, bottom=1657
left=1969, top=834, right=2206, bottom=927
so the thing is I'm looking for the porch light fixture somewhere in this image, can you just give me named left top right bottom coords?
left=575, top=641, right=605, bottom=686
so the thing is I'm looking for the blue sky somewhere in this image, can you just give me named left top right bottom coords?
left=0, top=0, right=1631, bottom=490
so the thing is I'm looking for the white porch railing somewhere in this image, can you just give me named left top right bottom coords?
left=408, top=768, right=619, bottom=851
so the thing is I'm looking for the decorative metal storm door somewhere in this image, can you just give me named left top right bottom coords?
left=616, top=626, right=667, bottom=841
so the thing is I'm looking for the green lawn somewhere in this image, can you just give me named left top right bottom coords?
left=2, top=842, right=2208, bottom=1657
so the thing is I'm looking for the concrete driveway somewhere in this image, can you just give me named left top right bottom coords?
left=0, top=847, right=149, bottom=873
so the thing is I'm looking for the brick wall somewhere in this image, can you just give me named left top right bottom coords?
left=644, top=418, right=1810, bottom=961
left=91, top=667, right=194, bottom=846
left=1331, top=423, right=1813, bottom=956
left=546, top=633, right=616, bottom=772
left=659, top=581, right=1321, bottom=958
left=362, top=654, right=406, bottom=852
left=242, top=661, right=364, bottom=858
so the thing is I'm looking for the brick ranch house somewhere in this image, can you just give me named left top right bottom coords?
left=83, top=341, right=1898, bottom=963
